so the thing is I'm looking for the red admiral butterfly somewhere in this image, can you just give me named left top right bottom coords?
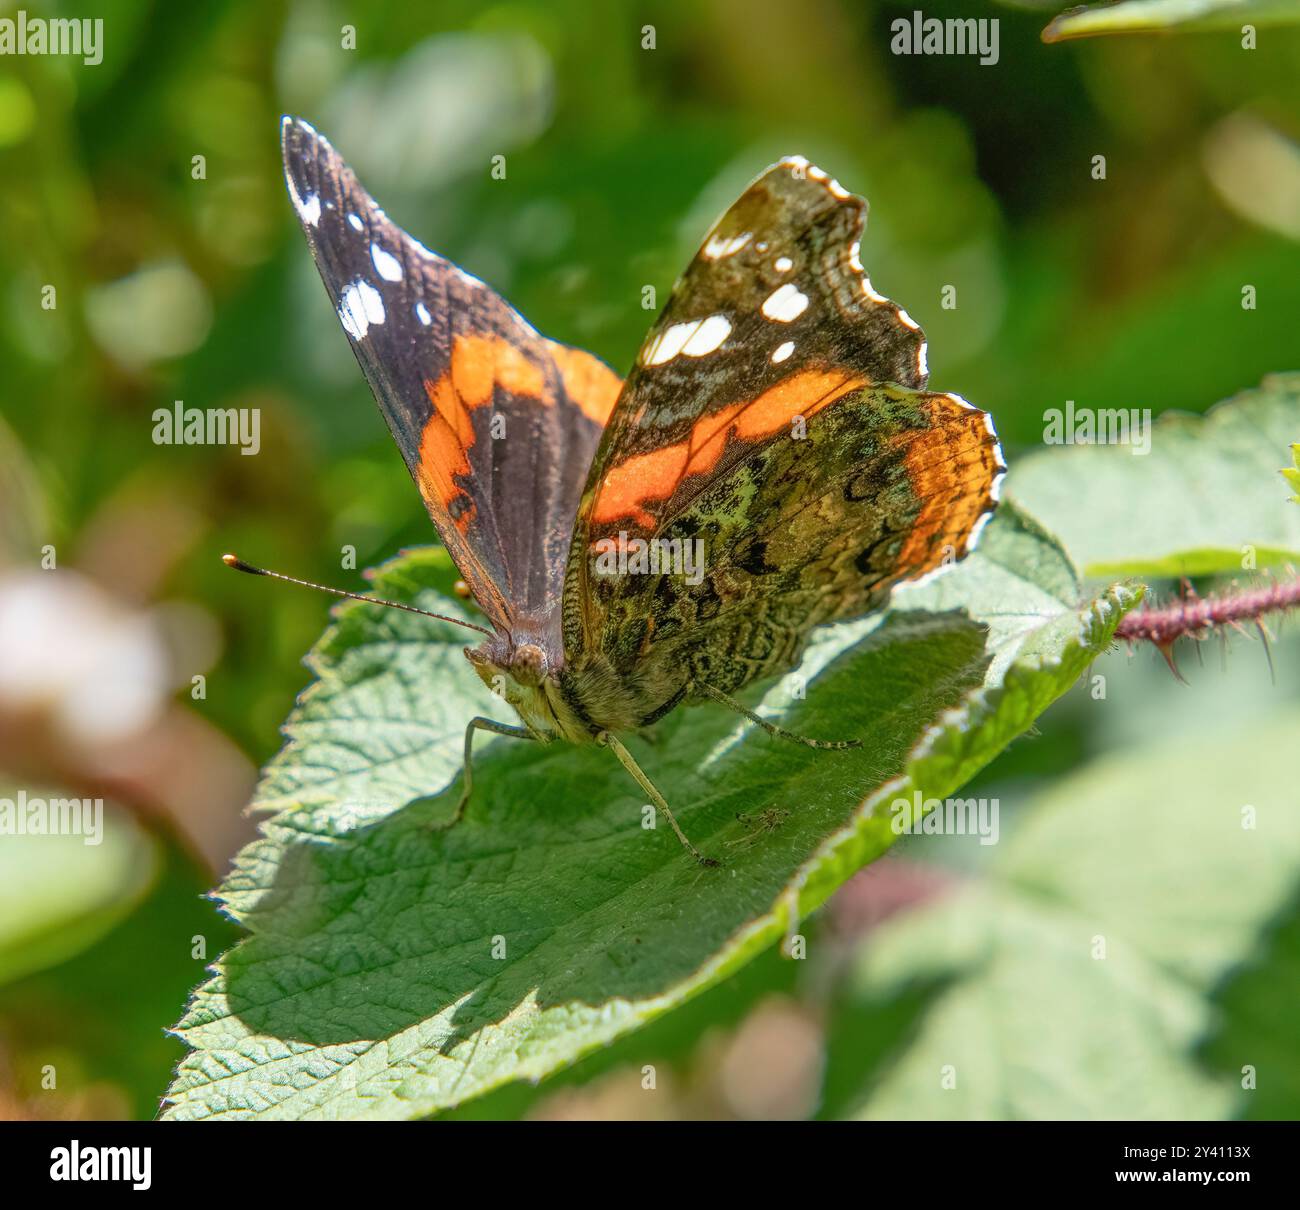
left=225, top=117, right=1005, bottom=865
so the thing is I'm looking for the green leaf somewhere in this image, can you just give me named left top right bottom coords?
left=1010, top=374, right=1300, bottom=577
left=1042, top=0, right=1300, bottom=42
left=247, top=549, right=494, bottom=821
left=0, top=788, right=158, bottom=986
left=162, top=509, right=1135, bottom=1120
left=442, top=937, right=804, bottom=1119
left=823, top=710, right=1300, bottom=1120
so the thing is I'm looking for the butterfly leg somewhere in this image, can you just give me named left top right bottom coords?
left=597, top=731, right=718, bottom=867
left=438, top=717, right=536, bottom=830
left=695, top=683, right=862, bottom=750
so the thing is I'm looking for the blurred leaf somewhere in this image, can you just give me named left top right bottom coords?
left=0, top=788, right=158, bottom=985
left=0, top=417, right=46, bottom=564
left=161, top=511, right=1134, bottom=1120
left=0, top=838, right=239, bottom=1121
left=824, top=709, right=1300, bottom=1119
left=1010, top=374, right=1300, bottom=576
left=1200, top=898, right=1300, bottom=1118
left=1043, top=0, right=1300, bottom=42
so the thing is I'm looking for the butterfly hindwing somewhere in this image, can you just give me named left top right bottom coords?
left=282, top=116, right=619, bottom=642
left=599, top=384, right=1004, bottom=696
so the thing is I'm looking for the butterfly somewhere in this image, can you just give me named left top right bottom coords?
left=237, top=116, right=1005, bottom=865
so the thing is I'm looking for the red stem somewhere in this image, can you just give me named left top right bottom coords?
left=1116, top=576, right=1300, bottom=645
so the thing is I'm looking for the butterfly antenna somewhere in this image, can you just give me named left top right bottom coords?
left=221, top=553, right=493, bottom=637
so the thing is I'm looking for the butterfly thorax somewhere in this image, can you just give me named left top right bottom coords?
left=466, top=636, right=670, bottom=745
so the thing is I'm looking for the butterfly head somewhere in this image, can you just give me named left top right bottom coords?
left=466, top=632, right=550, bottom=685
left=464, top=635, right=568, bottom=740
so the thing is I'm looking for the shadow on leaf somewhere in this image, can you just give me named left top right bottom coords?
left=215, top=609, right=989, bottom=1056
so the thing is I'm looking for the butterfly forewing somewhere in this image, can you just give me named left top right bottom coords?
left=282, top=116, right=618, bottom=645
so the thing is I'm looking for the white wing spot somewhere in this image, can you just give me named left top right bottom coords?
left=291, top=186, right=321, bottom=227
left=415, top=301, right=432, bottom=326
left=771, top=340, right=795, bottom=364
left=370, top=243, right=403, bottom=282
left=682, top=313, right=731, bottom=356
left=643, top=321, right=697, bottom=366
left=761, top=282, right=809, bottom=323
left=347, top=213, right=363, bottom=231
left=896, top=307, right=921, bottom=331
left=703, top=231, right=751, bottom=259
left=774, top=255, right=793, bottom=273
left=338, top=279, right=385, bottom=340
left=642, top=315, right=731, bottom=365
left=918, top=342, right=929, bottom=378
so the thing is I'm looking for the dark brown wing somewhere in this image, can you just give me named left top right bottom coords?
left=282, top=116, right=619, bottom=645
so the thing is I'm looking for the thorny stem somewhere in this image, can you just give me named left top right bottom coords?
left=1115, top=573, right=1300, bottom=679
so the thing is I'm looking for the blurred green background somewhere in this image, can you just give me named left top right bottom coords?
left=0, top=0, right=1298, bottom=1120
